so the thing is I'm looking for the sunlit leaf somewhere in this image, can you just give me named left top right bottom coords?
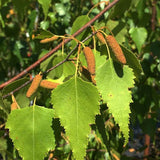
left=51, top=77, right=100, bottom=160
left=129, top=27, right=147, bottom=53
left=6, top=105, right=55, bottom=160
left=38, top=0, right=51, bottom=18
left=96, top=59, right=135, bottom=145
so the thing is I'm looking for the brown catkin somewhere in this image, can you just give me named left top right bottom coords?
left=40, top=80, right=60, bottom=89
left=40, top=35, right=58, bottom=43
left=83, top=47, right=95, bottom=75
left=96, top=32, right=106, bottom=44
left=11, top=102, right=18, bottom=110
left=11, top=95, right=19, bottom=110
left=105, top=35, right=126, bottom=64
left=26, top=74, right=42, bottom=98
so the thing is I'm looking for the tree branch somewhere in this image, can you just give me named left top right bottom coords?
left=2, top=32, right=95, bottom=98
left=0, top=0, right=119, bottom=90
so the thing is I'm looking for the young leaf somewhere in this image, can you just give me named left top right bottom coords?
left=95, top=59, right=135, bottom=145
left=35, top=29, right=54, bottom=39
left=71, top=15, right=91, bottom=48
left=51, top=77, right=100, bottom=160
left=39, top=49, right=56, bottom=73
left=38, top=0, right=51, bottom=18
left=6, top=105, right=55, bottom=160
left=129, top=27, right=147, bottom=53
left=121, top=44, right=143, bottom=80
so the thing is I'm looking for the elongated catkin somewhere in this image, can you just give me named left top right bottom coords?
left=40, top=80, right=59, bottom=89
left=83, top=47, right=95, bottom=75
left=26, top=74, right=42, bottom=98
left=105, top=35, right=126, bottom=64
left=96, top=32, right=106, bottom=44
left=40, top=35, right=58, bottom=43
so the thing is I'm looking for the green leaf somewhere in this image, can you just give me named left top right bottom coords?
left=15, top=85, right=30, bottom=108
left=51, top=77, right=100, bottom=160
left=95, top=59, right=135, bottom=145
left=106, top=20, right=127, bottom=44
left=94, top=50, right=107, bottom=70
left=2, top=77, right=28, bottom=95
left=39, top=49, right=55, bottom=72
left=48, top=55, right=64, bottom=79
left=6, top=105, right=55, bottom=160
left=2, top=77, right=30, bottom=108
left=109, top=0, right=132, bottom=19
left=13, top=41, right=24, bottom=66
left=38, top=0, right=51, bottom=18
left=40, top=20, right=50, bottom=30
left=55, top=3, right=66, bottom=16
left=62, top=58, right=76, bottom=78
left=71, top=15, right=91, bottom=48
left=35, top=29, right=54, bottom=39
left=27, top=10, right=38, bottom=37
left=80, top=49, right=106, bottom=70
left=39, top=50, right=75, bottom=80
left=121, top=44, right=143, bottom=80
left=129, top=27, right=147, bottom=53
left=0, top=137, right=7, bottom=160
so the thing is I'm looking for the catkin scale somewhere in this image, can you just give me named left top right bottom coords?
left=96, top=32, right=106, bottom=44
left=40, top=80, right=59, bottom=89
left=83, top=47, right=95, bottom=75
left=105, top=35, right=126, bottom=64
left=26, top=74, right=42, bottom=98
left=40, top=36, right=58, bottom=43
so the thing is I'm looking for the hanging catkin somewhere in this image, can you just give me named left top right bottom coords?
left=96, top=32, right=106, bottom=44
left=83, top=47, right=95, bottom=75
left=40, top=80, right=60, bottom=89
left=26, top=74, right=42, bottom=98
left=105, top=35, right=126, bottom=64
left=40, top=35, right=58, bottom=43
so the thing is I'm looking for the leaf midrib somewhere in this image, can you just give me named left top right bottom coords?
left=74, top=77, right=79, bottom=141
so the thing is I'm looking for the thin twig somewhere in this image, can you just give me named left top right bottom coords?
left=45, top=31, right=95, bottom=74
left=2, top=80, right=32, bottom=99
left=2, top=32, right=95, bottom=99
left=0, top=0, right=119, bottom=90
